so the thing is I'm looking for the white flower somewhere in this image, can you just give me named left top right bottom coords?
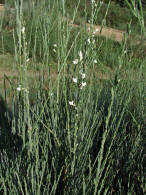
left=69, top=101, right=76, bottom=107
left=26, top=58, right=30, bottom=62
left=94, top=59, right=97, bottom=63
left=87, top=38, right=91, bottom=44
left=80, top=81, right=86, bottom=89
left=73, top=59, right=79, bottom=65
left=22, top=88, right=29, bottom=93
left=95, top=28, right=99, bottom=32
left=53, top=48, right=56, bottom=53
left=73, top=77, right=78, bottom=83
left=82, top=81, right=86, bottom=87
left=17, top=85, right=29, bottom=93
left=79, top=51, right=83, bottom=61
left=22, top=27, right=25, bottom=34
left=79, top=70, right=86, bottom=79
left=94, top=3, right=97, bottom=7
left=81, top=73, right=86, bottom=79
left=93, top=28, right=99, bottom=35
left=17, top=85, right=21, bottom=91
left=53, top=44, right=57, bottom=47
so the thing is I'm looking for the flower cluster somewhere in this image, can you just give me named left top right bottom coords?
left=79, top=70, right=86, bottom=89
left=53, top=43, right=57, bottom=53
left=21, top=26, right=30, bottom=64
left=91, top=0, right=98, bottom=8
left=86, top=27, right=98, bottom=45
left=73, top=59, right=79, bottom=65
left=17, top=85, right=29, bottom=93
left=72, top=50, right=83, bottom=65
left=69, top=51, right=87, bottom=109
left=72, top=51, right=87, bottom=89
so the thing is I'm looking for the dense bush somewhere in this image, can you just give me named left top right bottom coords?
left=0, top=78, right=145, bottom=194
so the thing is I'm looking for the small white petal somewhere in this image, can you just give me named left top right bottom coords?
left=53, top=49, right=56, bottom=53
left=79, top=70, right=86, bottom=79
left=73, top=59, right=79, bottom=65
left=94, top=59, right=97, bottom=63
left=53, top=44, right=57, bottom=47
left=79, top=51, right=83, bottom=61
left=69, top=101, right=76, bottom=107
left=17, top=85, right=21, bottom=91
left=82, top=81, right=86, bottom=87
left=81, top=73, right=86, bottom=79
left=80, top=81, right=86, bottom=89
left=93, top=28, right=99, bottom=35
left=22, top=27, right=25, bottom=34
left=73, top=77, right=78, bottom=83
left=87, top=38, right=91, bottom=44
left=17, top=87, right=21, bottom=91
left=22, top=88, right=29, bottom=93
